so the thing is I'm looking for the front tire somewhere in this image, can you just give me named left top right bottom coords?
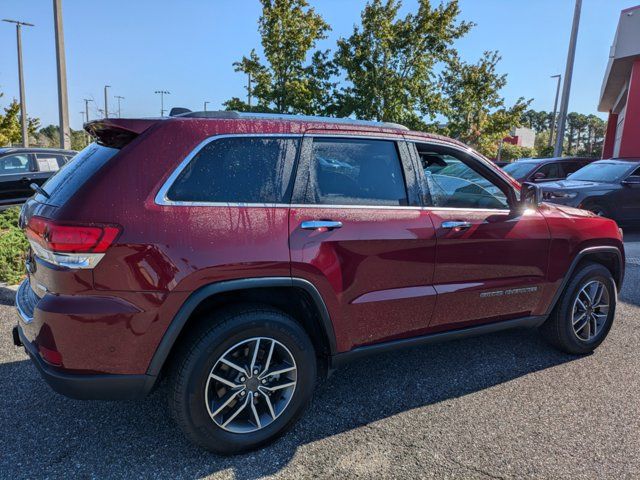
left=541, top=262, right=616, bottom=355
left=168, top=306, right=317, bottom=454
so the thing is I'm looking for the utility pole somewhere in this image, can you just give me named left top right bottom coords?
left=554, top=0, right=582, bottom=157
left=83, top=98, right=92, bottom=123
left=53, top=0, right=70, bottom=149
left=155, top=90, right=170, bottom=116
left=115, top=95, right=124, bottom=117
left=204, top=101, right=210, bottom=112
left=247, top=72, right=252, bottom=111
left=103, top=85, right=111, bottom=118
left=549, top=74, right=562, bottom=148
left=3, top=19, right=34, bottom=147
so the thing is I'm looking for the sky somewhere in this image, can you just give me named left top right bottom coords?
left=0, top=0, right=634, bottom=130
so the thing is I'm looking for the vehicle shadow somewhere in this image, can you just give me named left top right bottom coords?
left=0, top=327, right=578, bottom=479
left=0, top=285, right=17, bottom=306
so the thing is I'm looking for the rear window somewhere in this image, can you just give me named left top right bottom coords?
left=38, top=143, right=119, bottom=206
left=166, top=137, right=299, bottom=204
left=503, top=162, right=537, bottom=180
left=307, top=138, right=407, bottom=206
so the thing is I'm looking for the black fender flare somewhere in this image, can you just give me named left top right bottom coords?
left=544, top=245, right=624, bottom=316
left=146, top=277, right=336, bottom=377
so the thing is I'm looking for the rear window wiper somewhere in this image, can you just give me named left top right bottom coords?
left=30, top=183, right=50, bottom=199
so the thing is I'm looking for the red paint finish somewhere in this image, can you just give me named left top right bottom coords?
left=428, top=208, right=550, bottom=328
left=15, top=115, right=626, bottom=382
left=289, top=206, right=437, bottom=349
left=619, top=58, right=640, bottom=159
left=602, top=111, right=619, bottom=159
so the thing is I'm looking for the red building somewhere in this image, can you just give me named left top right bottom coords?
left=599, top=5, right=640, bottom=159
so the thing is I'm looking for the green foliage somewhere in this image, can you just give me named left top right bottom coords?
left=0, top=207, right=28, bottom=285
left=33, top=124, right=89, bottom=151
left=0, top=94, right=40, bottom=146
left=334, top=0, right=472, bottom=129
left=225, top=0, right=335, bottom=114
left=499, top=143, right=536, bottom=162
left=521, top=109, right=606, bottom=158
left=439, top=51, right=530, bottom=157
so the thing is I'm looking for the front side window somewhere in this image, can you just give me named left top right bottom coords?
left=167, top=137, right=299, bottom=203
left=0, top=154, right=31, bottom=175
left=535, top=162, right=563, bottom=180
left=420, top=151, right=509, bottom=209
left=35, top=154, right=64, bottom=172
left=307, top=138, right=407, bottom=206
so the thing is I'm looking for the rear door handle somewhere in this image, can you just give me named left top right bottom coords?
left=441, top=221, right=472, bottom=230
left=301, top=220, right=343, bottom=231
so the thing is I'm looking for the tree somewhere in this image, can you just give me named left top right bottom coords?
left=0, top=93, right=40, bottom=146
left=33, top=124, right=89, bottom=151
left=333, top=0, right=472, bottom=129
left=439, top=51, right=530, bottom=157
left=224, top=0, right=335, bottom=114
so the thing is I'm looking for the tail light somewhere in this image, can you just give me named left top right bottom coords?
left=25, top=216, right=121, bottom=269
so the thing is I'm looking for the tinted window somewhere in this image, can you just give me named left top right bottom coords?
left=563, top=161, right=586, bottom=176
left=535, top=162, right=563, bottom=179
left=39, top=143, right=119, bottom=206
left=0, top=154, right=31, bottom=175
left=503, top=162, right=537, bottom=180
left=167, top=137, right=298, bottom=203
left=308, top=138, right=407, bottom=206
left=422, top=155, right=508, bottom=209
left=570, top=162, right=634, bottom=182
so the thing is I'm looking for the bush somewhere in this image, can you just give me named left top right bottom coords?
left=0, top=207, right=28, bottom=285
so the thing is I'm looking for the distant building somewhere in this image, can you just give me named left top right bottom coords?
left=598, top=5, right=640, bottom=158
left=503, top=127, right=536, bottom=148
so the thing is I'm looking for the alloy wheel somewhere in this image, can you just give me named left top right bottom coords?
left=205, top=337, right=297, bottom=433
left=571, top=280, right=610, bottom=341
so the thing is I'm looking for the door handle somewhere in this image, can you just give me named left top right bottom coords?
left=300, top=220, right=343, bottom=231
left=441, top=221, right=472, bottom=230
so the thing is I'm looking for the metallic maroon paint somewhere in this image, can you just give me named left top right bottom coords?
left=15, top=116, right=625, bottom=381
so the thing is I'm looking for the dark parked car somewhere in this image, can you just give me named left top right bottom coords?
left=503, top=157, right=595, bottom=184
left=14, top=112, right=624, bottom=454
left=0, top=147, right=76, bottom=208
left=540, top=158, right=640, bottom=226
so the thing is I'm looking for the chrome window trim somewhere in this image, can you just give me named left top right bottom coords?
left=154, top=134, right=303, bottom=207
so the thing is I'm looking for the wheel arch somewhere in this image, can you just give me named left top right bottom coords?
left=545, top=246, right=624, bottom=316
left=146, top=277, right=337, bottom=378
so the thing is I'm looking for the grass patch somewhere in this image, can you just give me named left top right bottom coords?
left=0, top=207, right=28, bottom=285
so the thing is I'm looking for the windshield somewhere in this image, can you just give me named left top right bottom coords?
left=569, top=162, right=632, bottom=182
left=502, top=162, right=537, bottom=180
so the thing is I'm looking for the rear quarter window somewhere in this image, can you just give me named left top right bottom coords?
left=165, top=136, right=299, bottom=204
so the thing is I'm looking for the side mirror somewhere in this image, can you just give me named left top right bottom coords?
left=519, top=182, right=543, bottom=209
left=533, top=172, right=547, bottom=182
left=621, top=176, right=640, bottom=188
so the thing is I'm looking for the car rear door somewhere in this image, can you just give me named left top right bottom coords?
left=289, top=133, right=437, bottom=351
left=0, top=152, right=36, bottom=205
left=410, top=140, right=551, bottom=330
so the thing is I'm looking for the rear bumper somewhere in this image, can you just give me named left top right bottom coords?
left=14, top=281, right=157, bottom=400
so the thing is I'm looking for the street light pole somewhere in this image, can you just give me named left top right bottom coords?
left=53, top=0, right=70, bottom=149
left=554, top=0, right=582, bottom=157
left=204, top=101, right=210, bottom=112
left=104, top=85, right=111, bottom=118
left=115, top=95, right=124, bottom=117
left=3, top=19, right=34, bottom=147
left=549, top=74, right=562, bottom=148
left=83, top=98, right=92, bottom=123
left=155, top=90, right=170, bottom=116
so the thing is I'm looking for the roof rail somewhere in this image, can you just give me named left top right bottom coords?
left=173, top=110, right=409, bottom=131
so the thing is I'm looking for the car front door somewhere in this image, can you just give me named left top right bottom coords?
left=616, top=166, right=640, bottom=224
left=0, top=153, right=36, bottom=206
left=289, top=134, right=437, bottom=351
left=411, top=141, right=551, bottom=330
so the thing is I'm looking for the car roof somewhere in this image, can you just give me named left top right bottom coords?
left=0, top=147, right=77, bottom=155
left=515, top=156, right=594, bottom=164
left=593, top=158, right=640, bottom=164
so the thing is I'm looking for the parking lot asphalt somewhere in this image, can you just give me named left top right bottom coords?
left=1, top=235, right=639, bottom=479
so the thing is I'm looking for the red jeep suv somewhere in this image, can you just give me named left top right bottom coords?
left=13, top=112, right=624, bottom=454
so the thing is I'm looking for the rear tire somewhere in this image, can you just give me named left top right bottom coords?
left=168, top=306, right=317, bottom=454
left=540, top=262, right=616, bottom=355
